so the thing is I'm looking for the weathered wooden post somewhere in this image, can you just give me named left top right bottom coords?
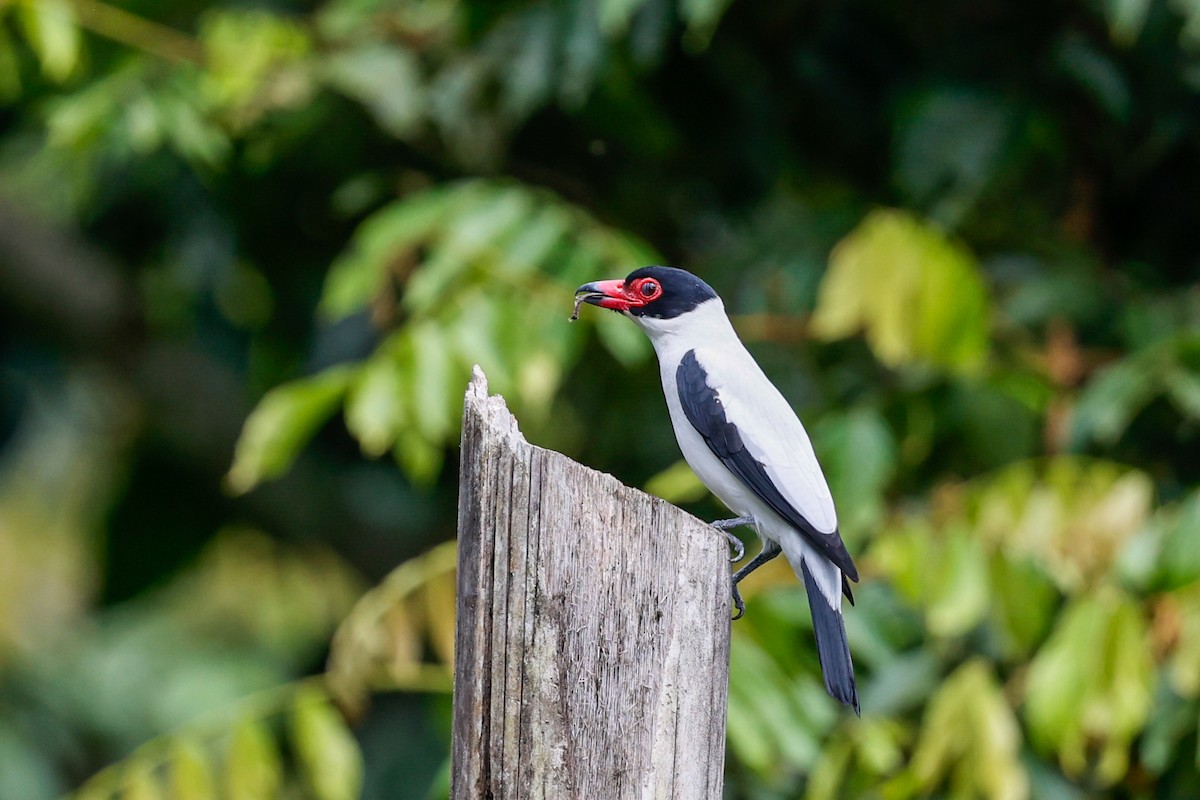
left=451, top=367, right=731, bottom=799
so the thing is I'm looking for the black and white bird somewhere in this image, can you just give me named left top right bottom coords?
left=575, top=265, right=860, bottom=713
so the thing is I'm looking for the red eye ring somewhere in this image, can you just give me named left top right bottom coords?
left=631, top=278, right=662, bottom=302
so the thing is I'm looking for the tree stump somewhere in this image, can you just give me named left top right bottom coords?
left=451, top=367, right=731, bottom=799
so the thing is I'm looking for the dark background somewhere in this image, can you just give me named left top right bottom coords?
left=0, top=0, right=1198, bottom=797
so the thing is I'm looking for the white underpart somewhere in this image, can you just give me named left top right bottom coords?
left=632, top=299, right=844, bottom=610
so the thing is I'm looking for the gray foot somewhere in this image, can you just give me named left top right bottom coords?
left=731, top=583, right=746, bottom=620
left=711, top=516, right=754, bottom=563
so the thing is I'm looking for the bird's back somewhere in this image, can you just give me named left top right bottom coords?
left=649, top=310, right=838, bottom=537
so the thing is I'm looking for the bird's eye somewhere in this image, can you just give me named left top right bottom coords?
left=640, top=281, right=659, bottom=298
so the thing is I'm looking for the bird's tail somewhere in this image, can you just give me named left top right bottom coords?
left=800, top=559, right=860, bottom=715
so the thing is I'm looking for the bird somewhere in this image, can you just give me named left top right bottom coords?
left=574, top=265, right=860, bottom=713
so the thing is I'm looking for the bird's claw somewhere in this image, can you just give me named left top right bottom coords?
left=731, top=583, right=746, bottom=621
left=711, top=516, right=753, bottom=563
left=716, top=528, right=744, bottom=563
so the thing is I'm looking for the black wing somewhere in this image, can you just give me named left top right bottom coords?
left=676, top=349, right=859, bottom=583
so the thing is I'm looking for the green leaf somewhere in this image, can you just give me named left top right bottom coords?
left=1139, top=683, right=1197, bottom=772
left=867, top=519, right=928, bottom=609
left=498, top=204, right=571, bottom=276
left=594, top=311, right=652, bottom=366
left=321, top=187, right=458, bottom=319
left=1055, top=33, right=1132, bottom=121
left=17, top=0, right=80, bottom=82
left=156, top=91, right=232, bottom=168
left=1106, top=0, right=1153, bottom=44
left=70, top=781, right=112, bottom=800
left=168, top=739, right=216, bottom=800
left=0, top=722, right=58, bottom=800
left=1164, top=582, right=1200, bottom=698
left=925, top=526, right=990, bottom=637
left=805, top=738, right=855, bottom=800
left=408, top=322, right=455, bottom=442
left=327, top=541, right=458, bottom=712
left=313, top=179, right=659, bottom=480
left=906, top=659, right=1027, bottom=800
left=988, top=554, right=1057, bottom=658
left=969, top=458, right=1154, bottom=591
left=726, top=628, right=828, bottom=777
left=1156, top=492, right=1200, bottom=589
left=893, top=89, right=1013, bottom=227
left=1164, top=362, right=1200, bottom=419
left=322, top=44, right=425, bottom=138
left=868, top=519, right=990, bottom=638
left=811, top=407, right=895, bottom=543
left=812, top=209, right=989, bottom=374
left=644, top=459, right=709, bottom=504
left=395, top=427, right=444, bottom=485
left=1177, top=0, right=1200, bottom=49
left=199, top=9, right=312, bottom=115
left=497, top=5, right=558, bottom=122
left=224, top=719, right=282, bottom=800
left=404, top=186, right=534, bottom=313
left=851, top=717, right=908, bottom=777
left=445, top=291, right=510, bottom=391
left=516, top=348, right=563, bottom=415
left=598, top=0, right=649, bottom=35
left=1069, top=355, right=1159, bottom=447
left=120, top=759, right=164, bottom=800
left=947, top=380, right=1040, bottom=470
left=344, top=349, right=407, bottom=457
left=227, top=366, right=355, bottom=494
left=856, top=650, right=940, bottom=717
left=1025, top=586, right=1155, bottom=784
left=680, top=0, right=735, bottom=49
left=558, top=0, right=606, bottom=106
left=425, top=757, right=453, bottom=800
left=0, top=23, right=22, bottom=101
left=598, top=227, right=661, bottom=273
left=291, top=686, right=363, bottom=800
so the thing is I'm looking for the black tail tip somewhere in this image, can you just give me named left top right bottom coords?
left=826, top=674, right=860, bottom=716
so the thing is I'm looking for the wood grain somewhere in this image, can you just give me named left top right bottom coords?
left=451, top=367, right=731, bottom=799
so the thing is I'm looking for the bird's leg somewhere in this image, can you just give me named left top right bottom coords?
left=710, top=517, right=772, bottom=621
left=710, top=516, right=754, bottom=563
left=733, top=539, right=782, bottom=584
left=727, top=540, right=783, bottom=621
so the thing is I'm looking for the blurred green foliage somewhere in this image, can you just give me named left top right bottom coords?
left=1, top=0, right=1199, bottom=798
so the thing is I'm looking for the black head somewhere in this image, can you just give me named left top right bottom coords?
left=623, top=266, right=719, bottom=319
left=575, top=266, right=719, bottom=320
